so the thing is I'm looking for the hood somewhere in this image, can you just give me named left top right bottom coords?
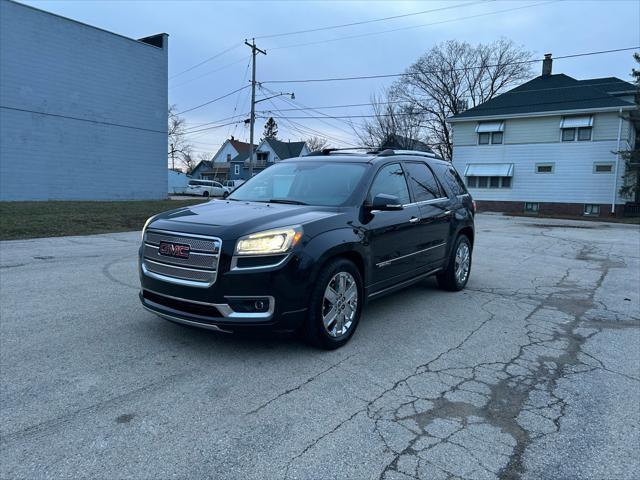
left=148, top=199, right=345, bottom=241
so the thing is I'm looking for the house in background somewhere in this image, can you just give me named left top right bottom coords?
left=380, top=134, right=436, bottom=155
left=229, top=138, right=309, bottom=181
left=447, top=54, right=637, bottom=217
left=191, top=136, right=252, bottom=181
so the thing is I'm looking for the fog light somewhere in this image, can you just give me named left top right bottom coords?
left=254, top=300, right=266, bottom=310
left=227, top=297, right=271, bottom=313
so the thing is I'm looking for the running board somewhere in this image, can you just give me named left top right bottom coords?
left=367, top=267, right=442, bottom=300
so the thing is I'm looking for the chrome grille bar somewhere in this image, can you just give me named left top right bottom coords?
left=142, top=229, right=221, bottom=287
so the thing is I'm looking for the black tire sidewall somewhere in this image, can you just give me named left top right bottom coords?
left=452, top=235, right=472, bottom=290
left=305, top=258, right=363, bottom=349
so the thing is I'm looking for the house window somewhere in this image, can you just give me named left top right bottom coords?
left=560, top=115, right=593, bottom=142
left=476, top=121, right=504, bottom=145
left=226, top=153, right=231, bottom=161
left=561, top=128, right=576, bottom=142
left=234, top=164, right=240, bottom=175
left=465, top=176, right=512, bottom=188
left=584, top=204, right=600, bottom=216
left=593, top=162, right=614, bottom=173
left=536, top=163, right=555, bottom=174
left=257, top=152, right=268, bottom=162
left=524, top=202, right=539, bottom=213
left=577, top=127, right=592, bottom=141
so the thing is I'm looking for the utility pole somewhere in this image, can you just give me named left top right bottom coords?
left=170, top=143, right=175, bottom=170
left=245, top=38, right=266, bottom=178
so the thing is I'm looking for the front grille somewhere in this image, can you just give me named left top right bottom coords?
left=142, top=229, right=221, bottom=287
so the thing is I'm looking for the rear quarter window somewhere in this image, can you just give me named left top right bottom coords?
left=434, top=164, right=468, bottom=197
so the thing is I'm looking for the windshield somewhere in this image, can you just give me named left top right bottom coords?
left=228, top=161, right=368, bottom=206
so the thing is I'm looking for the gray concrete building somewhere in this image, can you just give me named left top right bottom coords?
left=0, top=0, right=168, bottom=201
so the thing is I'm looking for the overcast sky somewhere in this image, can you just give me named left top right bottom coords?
left=22, top=0, right=640, bottom=155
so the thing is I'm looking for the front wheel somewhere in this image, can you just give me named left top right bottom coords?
left=304, top=258, right=363, bottom=350
left=202, top=191, right=210, bottom=198
left=437, top=235, right=472, bottom=291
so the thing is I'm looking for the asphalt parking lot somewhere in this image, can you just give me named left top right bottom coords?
left=1, top=213, right=638, bottom=479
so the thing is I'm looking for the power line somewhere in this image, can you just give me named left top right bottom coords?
left=170, top=43, right=243, bottom=79
left=254, top=1, right=487, bottom=40
left=176, top=85, right=250, bottom=115
left=183, top=112, right=250, bottom=133
left=182, top=120, right=246, bottom=136
left=266, top=0, right=558, bottom=51
left=262, top=47, right=639, bottom=84
left=169, top=56, right=251, bottom=90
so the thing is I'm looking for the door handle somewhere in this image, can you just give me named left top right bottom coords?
left=409, top=216, right=420, bottom=224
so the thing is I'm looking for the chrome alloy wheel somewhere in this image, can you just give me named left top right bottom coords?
left=322, top=271, right=358, bottom=338
left=455, top=241, right=471, bottom=285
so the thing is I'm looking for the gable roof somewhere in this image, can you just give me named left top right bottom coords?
left=381, top=134, right=435, bottom=154
left=449, top=74, right=635, bottom=122
left=191, top=160, right=213, bottom=173
left=263, top=138, right=307, bottom=159
left=229, top=138, right=251, bottom=154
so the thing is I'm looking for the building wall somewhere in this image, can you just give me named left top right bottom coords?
left=452, top=112, right=627, bottom=147
left=168, top=170, right=188, bottom=194
left=0, top=0, right=168, bottom=201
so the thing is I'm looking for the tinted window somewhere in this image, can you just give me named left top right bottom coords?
left=404, top=162, right=442, bottom=202
left=443, top=166, right=467, bottom=196
left=229, top=161, right=367, bottom=206
left=367, top=163, right=410, bottom=205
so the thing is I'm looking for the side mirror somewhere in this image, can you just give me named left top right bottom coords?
left=371, top=193, right=403, bottom=211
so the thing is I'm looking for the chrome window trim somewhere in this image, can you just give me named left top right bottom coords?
left=376, top=242, right=447, bottom=268
left=402, top=197, right=449, bottom=208
left=142, top=289, right=275, bottom=320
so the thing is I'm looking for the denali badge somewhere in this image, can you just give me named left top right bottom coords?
left=158, top=241, right=191, bottom=259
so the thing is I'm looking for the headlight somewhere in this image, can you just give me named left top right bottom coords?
left=235, top=226, right=303, bottom=256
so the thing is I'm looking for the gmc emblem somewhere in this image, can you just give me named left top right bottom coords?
left=158, top=241, right=191, bottom=259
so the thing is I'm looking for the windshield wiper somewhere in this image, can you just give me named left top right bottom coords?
left=268, top=198, right=307, bottom=205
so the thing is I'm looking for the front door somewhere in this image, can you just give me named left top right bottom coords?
left=363, top=163, right=423, bottom=291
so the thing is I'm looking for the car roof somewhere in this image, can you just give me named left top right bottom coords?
left=282, top=148, right=446, bottom=166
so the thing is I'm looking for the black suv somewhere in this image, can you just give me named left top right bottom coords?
left=139, top=150, right=474, bottom=349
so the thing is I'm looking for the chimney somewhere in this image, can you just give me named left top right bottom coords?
left=230, top=135, right=235, bottom=140
left=542, top=53, right=552, bottom=76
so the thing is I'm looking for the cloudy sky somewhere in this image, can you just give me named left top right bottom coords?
left=23, top=0, right=640, bottom=156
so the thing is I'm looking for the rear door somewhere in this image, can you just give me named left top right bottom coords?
left=403, top=161, right=452, bottom=268
left=364, top=162, right=423, bottom=290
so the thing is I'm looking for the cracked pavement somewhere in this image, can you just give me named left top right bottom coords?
left=1, top=213, right=639, bottom=479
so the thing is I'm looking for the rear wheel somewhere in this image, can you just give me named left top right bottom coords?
left=437, top=235, right=472, bottom=291
left=304, top=258, right=363, bottom=349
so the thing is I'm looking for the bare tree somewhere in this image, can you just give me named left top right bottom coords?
left=168, top=105, right=194, bottom=171
left=618, top=52, right=640, bottom=202
left=306, top=136, right=330, bottom=152
left=361, top=39, right=533, bottom=159
left=356, top=90, right=428, bottom=149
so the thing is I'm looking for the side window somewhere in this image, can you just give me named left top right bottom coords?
left=367, top=163, right=410, bottom=205
left=403, top=162, right=443, bottom=202
left=445, top=167, right=468, bottom=196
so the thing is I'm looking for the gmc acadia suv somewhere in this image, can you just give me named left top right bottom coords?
left=139, top=149, right=475, bottom=349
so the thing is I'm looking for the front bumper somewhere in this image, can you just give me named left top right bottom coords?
left=138, top=234, right=313, bottom=332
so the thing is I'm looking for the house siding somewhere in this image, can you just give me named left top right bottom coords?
left=0, top=0, right=167, bottom=201
left=452, top=140, right=626, bottom=205
left=212, top=141, right=238, bottom=163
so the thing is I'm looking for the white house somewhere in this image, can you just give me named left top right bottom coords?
left=0, top=0, right=168, bottom=201
left=447, top=54, right=637, bottom=217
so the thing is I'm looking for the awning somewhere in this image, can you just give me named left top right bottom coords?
left=560, top=115, right=593, bottom=128
left=464, top=163, right=514, bottom=177
left=475, top=121, right=504, bottom=133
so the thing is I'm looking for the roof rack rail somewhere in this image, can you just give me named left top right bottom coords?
left=305, top=147, right=376, bottom=156
left=376, top=149, right=439, bottom=159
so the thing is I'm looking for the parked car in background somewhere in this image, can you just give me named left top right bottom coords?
left=185, top=179, right=225, bottom=198
left=223, top=179, right=245, bottom=192
left=139, top=149, right=475, bottom=349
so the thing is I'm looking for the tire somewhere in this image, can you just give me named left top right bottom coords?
left=303, top=258, right=363, bottom=350
left=202, top=191, right=210, bottom=198
left=437, top=234, right=472, bottom=291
